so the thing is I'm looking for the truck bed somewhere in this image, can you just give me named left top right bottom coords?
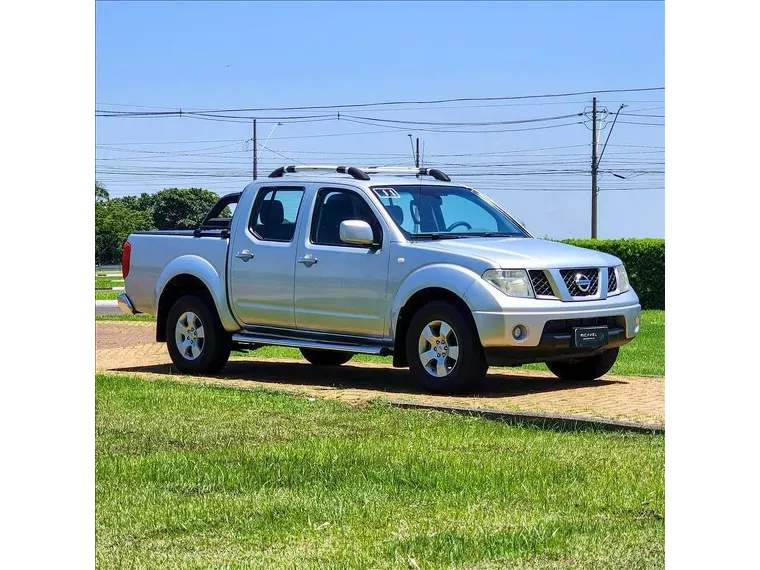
left=126, top=230, right=230, bottom=316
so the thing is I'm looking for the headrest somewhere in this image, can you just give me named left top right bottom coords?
left=386, top=204, right=404, bottom=225
left=325, top=193, right=352, bottom=206
left=260, top=199, right=284, bottom=225
left=322, top=193, right=353, bottom=220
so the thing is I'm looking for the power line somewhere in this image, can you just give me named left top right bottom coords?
left=342, top=117, right=585, bottom=134
left=95, top=108, right=593, bottom=132
left=98, top=179, right=665, bottom=193
left=98, top=112, right=591, bottom=132
left=259, top=129, right=401, bottom=140
left=184, top=115, right=335, bottom=125
left=96, top=168, right=663, bottom=178
left=615, top=113, right=665, bottom=118
left=615, top=120, right=665, bottom=126
left=340, top=112, right=583, bottom=127
left=95, top=140, right=599, bottom=154
left=95, top=91, right=664, bottom=201
left=96, top=141, right=247, bottom=154
left=96, top=138, right=247, bottom=146
left=96, top=99, right=666, bottom=114
left=94, top=86, right=664, bottom=116
left=92, top=112, right=661, bottom=131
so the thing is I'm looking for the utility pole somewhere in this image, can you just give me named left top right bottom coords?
left=252, top=119, right=257, bottom=180
left=415, top=137, right=420, bottom=168
left=591, top=97, right=598, bottom=239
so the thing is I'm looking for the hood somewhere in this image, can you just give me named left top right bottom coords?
left=408, top=237, right=621, bottom=269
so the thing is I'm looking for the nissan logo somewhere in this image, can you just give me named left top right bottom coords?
left=574, top=273, right=591, bottom=292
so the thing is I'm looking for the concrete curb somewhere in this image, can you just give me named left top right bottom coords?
left=386, top=400, right=664, bottom=434
left=96, top=299, right=121, bottom=315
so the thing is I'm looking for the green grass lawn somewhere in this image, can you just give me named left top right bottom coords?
left=96, top=278, right=124, bottom=290
left=96, top=374, right=664, bottom=569
left=96, top=310, right=665, bottom=376
left=96, top=290, right=120, bottom=300
left=95, top=313, right=156, bottom=322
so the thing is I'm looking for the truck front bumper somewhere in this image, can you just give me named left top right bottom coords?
left=117, top=293, right=139, bottom=315
left=470, top=290, right=641, bottom=364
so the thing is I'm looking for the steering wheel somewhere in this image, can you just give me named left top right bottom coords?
left=446, top=221, right=472, bottom=232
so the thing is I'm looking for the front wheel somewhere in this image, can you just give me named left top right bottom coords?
left=166, top=294, right=231, bottom=375
left=406, top=301, right=487, bottom=395
left=300, top=348, right=353, bottom=366
left=546, top=348, right=619, bottom=381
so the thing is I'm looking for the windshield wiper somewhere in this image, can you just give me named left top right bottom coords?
left=410, top=233, right=465, bottom=240
left=467, top=232, right=525, bottom=238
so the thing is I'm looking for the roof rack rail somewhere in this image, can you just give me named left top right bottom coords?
left=267, top=165, right=452, bottom=182
left=360, top=166, right=451, bottom=182
left=268, top=165, right=370, bottom=181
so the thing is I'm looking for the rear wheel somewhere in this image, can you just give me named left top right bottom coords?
left=300, top=348, right=353, bottom=366
left=546, top=348, right=619, bottom=381
left=166, top=294, right=231, bottom=375
left=406, top=301, right=487, bottom=395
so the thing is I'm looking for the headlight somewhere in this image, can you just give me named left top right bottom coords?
left=615, top=265, right=631, bottom=293
left=482, top=269, right=534, bottom=298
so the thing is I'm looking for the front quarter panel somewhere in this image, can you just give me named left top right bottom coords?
left=156, top=254, right=240, bottom=332
left=389, top=262, right=483, bottom=339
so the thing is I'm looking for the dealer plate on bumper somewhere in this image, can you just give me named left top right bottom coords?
left=573, top=326, right=609, bottom=348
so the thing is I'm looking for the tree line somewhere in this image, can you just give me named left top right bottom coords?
left=95, top=182, right=221, bottom=265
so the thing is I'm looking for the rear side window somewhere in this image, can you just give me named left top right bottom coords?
left=249, top=187, right=304, bottom=242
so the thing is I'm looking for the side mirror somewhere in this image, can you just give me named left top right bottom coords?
left=340, top=220, right=375, bottom=246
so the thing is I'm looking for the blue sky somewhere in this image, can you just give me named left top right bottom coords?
left=96, top=1, right=664, bottom=238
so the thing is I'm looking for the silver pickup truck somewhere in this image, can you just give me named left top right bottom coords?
left=119, top=165, right=641, bottom=394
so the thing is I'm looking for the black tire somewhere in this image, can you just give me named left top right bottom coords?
left=546, top=348, right=619, bottom=381
left=300, top=348, right=353, bottom=366
left=405, top=300, right=487, bottom=395
left=166, top=294, right=231, bottom=375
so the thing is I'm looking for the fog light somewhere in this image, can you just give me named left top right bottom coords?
left=634, top=315, right=641, bottom=333
left=512, top=325, right=527, bottom=340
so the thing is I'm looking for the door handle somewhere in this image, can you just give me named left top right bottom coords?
left=235, top=249, right=254, bottom=262
left=297, top=254, right=318, bottom=267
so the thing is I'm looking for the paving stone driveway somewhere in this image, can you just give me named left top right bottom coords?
left=96, top=321, right=664, bottom=425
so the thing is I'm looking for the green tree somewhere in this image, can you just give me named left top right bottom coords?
left=119, top=192, right=156, bottom=213
left=151, top=187, right=220, bottom=230
left=95, top=200, right=153, bottom=265
left=95, top=180, right=109, bottom=202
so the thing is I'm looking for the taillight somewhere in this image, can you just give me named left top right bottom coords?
left=122, top=241, right=131, bottom=279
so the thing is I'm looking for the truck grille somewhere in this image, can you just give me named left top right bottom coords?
left=607, top=267, right=618, bottom=293
left=543, top=316, right=625, bottom=335
left=529, top=270, right=555, bottom=297
left=560, top=269, right=599, bottom=296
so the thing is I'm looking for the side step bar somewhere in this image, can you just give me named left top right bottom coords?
left=231, top=333, right=391, bottom=356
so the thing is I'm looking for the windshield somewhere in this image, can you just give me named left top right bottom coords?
left=371, top=184, right=528, bottom=239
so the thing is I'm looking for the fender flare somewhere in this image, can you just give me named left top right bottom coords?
left=388, top=264, right=482, bottom=339
left=155, top=255, right=240, bottom=332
